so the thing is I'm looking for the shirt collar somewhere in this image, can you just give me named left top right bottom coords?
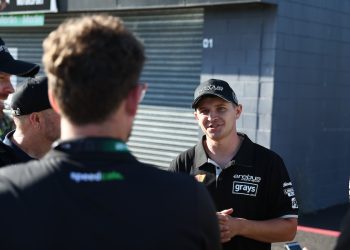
left=53, top=137, right=129, bottom=153
left=193, top=133, right=255, bottom=169
left=193, top=135, right=209, bottom=168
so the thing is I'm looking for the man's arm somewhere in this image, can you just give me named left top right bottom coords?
left=217, top=208, right=297, bottom=243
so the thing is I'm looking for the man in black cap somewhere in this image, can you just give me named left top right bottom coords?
left=0, top=37, right=40, bottom=81
left=2, top=76, right=60, bottom=162
left=0, top=37, right=39, bottom=100
left=0, top=37, right=40, bottom=165
left=0, top=37, right=39, bottom=137
left=170, top=79, right=299, bottom=250
left=0, top=15, right=221, bottom=250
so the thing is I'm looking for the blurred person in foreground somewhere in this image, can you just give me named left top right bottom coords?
left=0, top=14, right=221, bottom=250
left=169, top=79, right=298, bottom=250
left=2, top=76, right=60, bottom=164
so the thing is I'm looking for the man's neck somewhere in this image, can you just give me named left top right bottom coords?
left=204, top=132, right=242, bottom=167
left=59, top=116, right=128, bottom=142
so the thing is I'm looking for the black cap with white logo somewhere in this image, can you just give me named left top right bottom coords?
left=192, top=79, right=238, bottom=109
left=0, top=37, right=39, bottom=77
left=11, top=76, right=51, bottom=116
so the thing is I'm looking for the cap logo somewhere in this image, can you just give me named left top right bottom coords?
left=12, top=108, right=21, bottom=116
left=0, top=45, right=9, bottom=53
left=199, top=84, right=223, bottom=93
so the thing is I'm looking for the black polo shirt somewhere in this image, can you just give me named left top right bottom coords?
left=169, top=133, right=298, bottom=250
left=0, top=137, right=221, bottom=250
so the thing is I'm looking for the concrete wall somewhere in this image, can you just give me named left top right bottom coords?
left=272, top=0, right=350, bottom=212
left=200, top=4, right=277, bottom=146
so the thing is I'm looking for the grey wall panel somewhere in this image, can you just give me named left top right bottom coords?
left=273, top=0, right=350, bottom=212
left=0, top=8, right=203, bottom=169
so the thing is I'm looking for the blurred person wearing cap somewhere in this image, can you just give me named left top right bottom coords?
left=0, top=100, right=14, bottom=139
left=169, top=79, right=298, bottom=250
left=2, top=76, right=60, bottom=162
left=0, top=37, right=39, bottom=100
left=0, top=15, right=221, bottom=250
left=0, top=37, right=40, bottom=139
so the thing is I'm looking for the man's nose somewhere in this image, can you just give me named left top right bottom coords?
left=207, top=111, right=218, bottom=121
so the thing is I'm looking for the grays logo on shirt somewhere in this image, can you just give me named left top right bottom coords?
left=232, top=181, right=258, bottom=196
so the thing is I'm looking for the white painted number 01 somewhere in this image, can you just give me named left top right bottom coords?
left=203, top=38, right=213, bottom=48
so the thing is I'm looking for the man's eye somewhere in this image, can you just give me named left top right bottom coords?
left=218, top=107, right=226, bottom=112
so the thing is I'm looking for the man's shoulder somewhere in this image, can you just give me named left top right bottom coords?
left=169, top=144, right=198, bottom=173
left=176, top=145, right=197, bottom=159
left=242, top=134, right=283, bottom=161
left=0, top=158, right=49, bottom=184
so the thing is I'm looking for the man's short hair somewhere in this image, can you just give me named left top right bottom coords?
left=42, top=14, right=145, bottom=125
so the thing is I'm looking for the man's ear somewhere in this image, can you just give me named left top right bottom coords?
left=235, top=104, right=243, bottom=119
left=48, top=89, right=61, bottom=114
left=28, top=112, right=41, bottom=128
left=125, top=86, right=139, bottom=117
left=194, top=111, right=199, bottom=121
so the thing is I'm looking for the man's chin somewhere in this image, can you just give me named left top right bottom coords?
left=205, top=132, right=223, bottom=141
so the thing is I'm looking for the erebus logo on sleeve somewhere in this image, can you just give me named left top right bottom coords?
left=232, top=181, right=258, bottom=196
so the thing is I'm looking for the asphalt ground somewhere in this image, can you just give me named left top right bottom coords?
left=272, top=203, right=349, bottom=250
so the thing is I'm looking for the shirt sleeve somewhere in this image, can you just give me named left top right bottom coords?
left=267, top=154, right=299, bottom=219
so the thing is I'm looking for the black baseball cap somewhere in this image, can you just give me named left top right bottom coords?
left=192, top=79, right=239, bottom=109
left=11, top=76, right=51, bottom=116
left=0, top=38, right=40, bottom=77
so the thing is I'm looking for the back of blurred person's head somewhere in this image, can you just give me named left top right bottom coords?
left=42, top=15, right=145, bottom=125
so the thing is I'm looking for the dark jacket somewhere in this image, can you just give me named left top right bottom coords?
left=0, top=137, right=221, bottom=250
